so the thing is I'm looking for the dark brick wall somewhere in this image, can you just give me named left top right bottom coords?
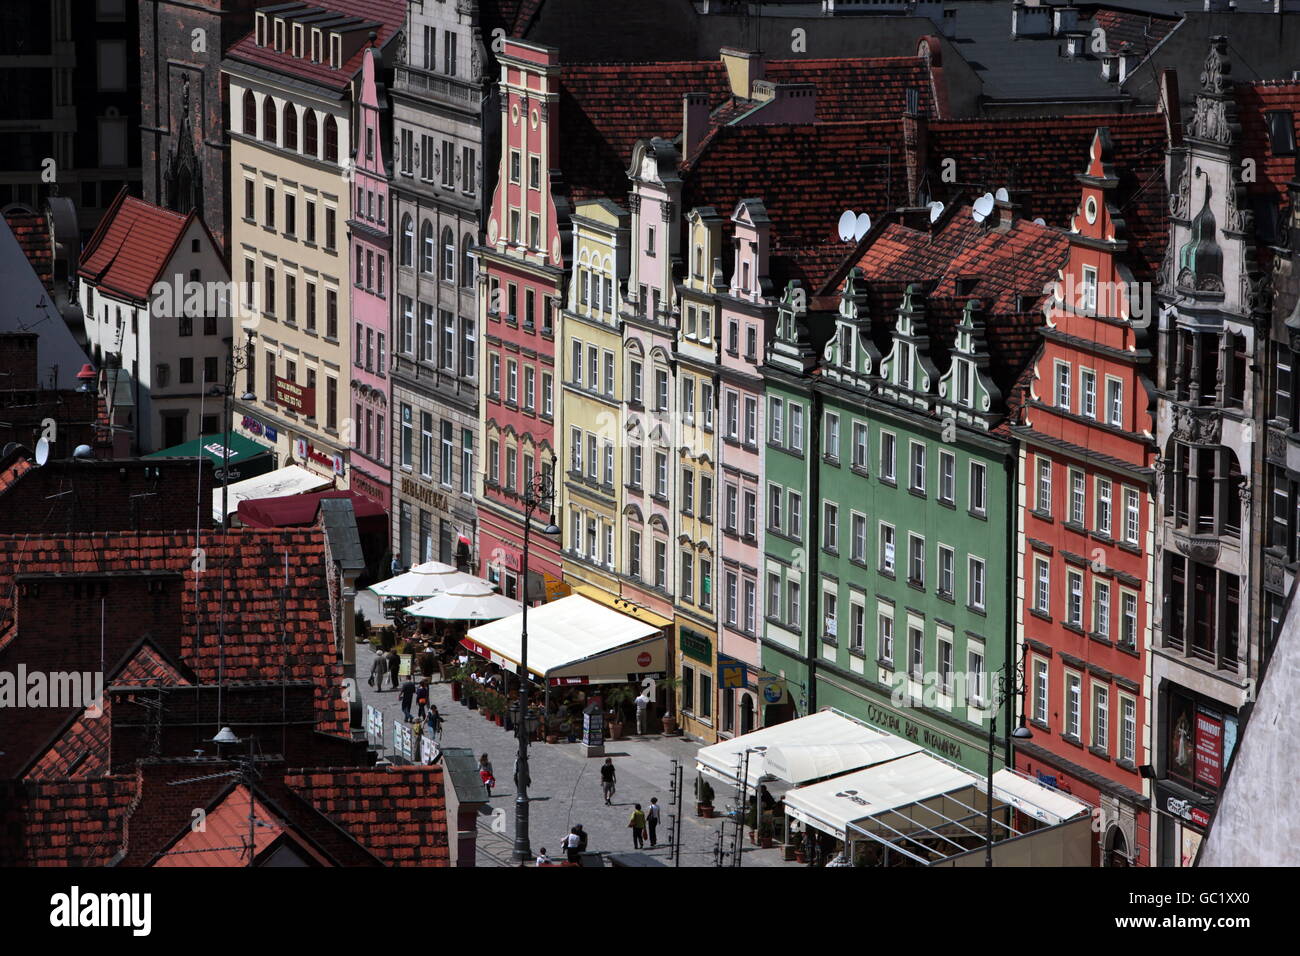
left=0, top=389, right=99, bottom=460
left=139, top=0, right=259, bottom=253
left=0, top=333, right=39, bottom=390
left=0, top=458, right=214, bottom=534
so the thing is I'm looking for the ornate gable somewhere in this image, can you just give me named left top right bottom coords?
left=938, top=299, right=1000, bottom=430
left=879, top=282, right=939, bottom=409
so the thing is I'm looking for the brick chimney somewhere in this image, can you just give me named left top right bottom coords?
left=903, top=107, right=929, bottom=207
left=683, top=92, right=711, bottom=158
left=0, top=332, right=39, bottom=390
left=720, top=47, right=765, bottom=99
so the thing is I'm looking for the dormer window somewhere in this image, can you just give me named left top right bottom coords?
left=311, top=29, right=322, bottom=63
left=955, top=359, right=973, bottom=407
left=255, top=13, right=266, bottom=46
left=293, top=24, right=303, bottom=58
left=274, top=19, right=285, bottom=52
left=838, top=324, right=852, bottom=369
left=329, top=34, right=342, bottom=69
left=955, top=276, right=979, bottom=296
left=742, top=261, right=750, bottom=291
left=1266, top=110, right=1296, bottom=155
left=694, top=245, right=703, bottom=277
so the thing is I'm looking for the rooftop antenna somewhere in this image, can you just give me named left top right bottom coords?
left=837, top=210, right=857, bottom=242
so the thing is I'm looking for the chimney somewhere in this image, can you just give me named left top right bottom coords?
left=941, top=7, right=957, bottom=38
left=1063, top=32, right=1089, bottom=59
left=682, top=92, right=710, bottom=158
left=995, top=192, right=1026, bottom=232
left=1011, top=1, right=1051, bottom=38
left=1101, top=52, right=1120, bottom=82
left=1053, top=4, right=1081, bottom=36
left=749, top=82, right=816, bottom=123
left=903, top=108, right=929, bottom=207
left=720, top=47, right=765, bottom=99
left=0, top=332, right=39, bottom=390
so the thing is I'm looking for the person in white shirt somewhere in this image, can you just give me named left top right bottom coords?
left=634, top=688, right=652, bottom=734
left=535, top=848, right=551, bottom=866
left=562, top=827, right=583, bottom=864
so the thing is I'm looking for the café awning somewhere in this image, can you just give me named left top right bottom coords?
left=987, top=768, right=1090, bottom=825
left=462, top=593, right=664, bottom=682
left=213, top=464, right=331, bottom=524
left=695, top=710, right=921, bottom=790
left=238, top=488, right=386, bottom=528
left=148, top=432, right=274, bottom=483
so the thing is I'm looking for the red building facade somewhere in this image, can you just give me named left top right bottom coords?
left=1012, top=130, right=1161, bottom=866
left=475, top=41, right=568, bottom=596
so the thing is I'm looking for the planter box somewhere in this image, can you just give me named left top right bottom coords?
left=782, top=845, right=796, bottom=861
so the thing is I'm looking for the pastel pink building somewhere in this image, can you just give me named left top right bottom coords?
left=348, top=47, right=393, bottom=515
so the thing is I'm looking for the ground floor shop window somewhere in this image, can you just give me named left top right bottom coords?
left=682, top=664, right=695, bottom=713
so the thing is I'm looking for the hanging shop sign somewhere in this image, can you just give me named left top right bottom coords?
left=758, top=675, right=787, bottom=705
left=718, top=655, right=749, bottom=689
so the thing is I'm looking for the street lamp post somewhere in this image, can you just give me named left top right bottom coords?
left=211, top=339, right=255, bottom=533
left=985, top=656, right=1033, bottom=867
left=512, top=458, right=559, bottom=864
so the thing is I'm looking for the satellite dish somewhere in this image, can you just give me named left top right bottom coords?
left=2, top=442, right=19, bottom=460
left=928, top=201, right=945, bottom=223
left=994, top=187, right=1010, bottom=203
left=837, top=210, right=856, bottom=242
left=73, top=444, right=94, bottom=460
left=853, top=212, right=871, bottom=241
left=1033, top=217, right=1047, bottom=226
left=972, top=192, right=995, bottom=223
left=34, top=437, right=49, bottom=467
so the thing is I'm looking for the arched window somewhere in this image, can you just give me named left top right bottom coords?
left=324, top=115, right=339, bottom=163
left=441, top=226, right=455, bottom=282
left=400, top=214, right=414, bottom=268
left=283, top=102, right=298, bottom=151
left=262, top=94, right=277, bottom=145
left=461, top=234, right=474, bottom=288
left=421, top=220, right=434, bottom=273
left=303, top=109, right=318, bottom=158
left=243, top=89, right=257, bottom=136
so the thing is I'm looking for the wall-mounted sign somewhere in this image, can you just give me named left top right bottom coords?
left=865, top=701, right=966, bottom=764
left=679, top=627, right=712, bottom=664
left=294, top=437, right=346, bottom=477
left=718, top=655, right=748, bottom=689
left=400, top=475, right=449, bottom=512
left=241, top=415, right=278, bottom=442
left=1194, top=710, right=1224, bottom=789
left=274, top=376, right=315, bottom=415
left=1165, top=795, right=1211, bottom=829
left=758, top=676, right=787, bottom=704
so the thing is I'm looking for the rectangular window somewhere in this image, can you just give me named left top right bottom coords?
left=939, top=451, right=955, bottom=504
left=743, top=490, right=756, bottom=538
left=1096, top=477, right=1113, bottom=536
left=655, top=452, right=667, bottom=497
left=824, top=592, right=838, bottom=639
left=880, top=523, right=896, bottom=574
left=542, top=373, right=553, bottom=417
left=629, top=530, right=641, bottom=579
left=909, top=442, right=926, bottom=493
left=1067, top=569, right=1084, bottom=626
left=969, top=462, right=987, bottom=515
left=654, top=541, right=667, bottom=589
left=1092, top=684, right=1109, bottom=753
left=851, top=513, right=867, bottom=563
left=570, top=426, right=583, bottom=474
left=682, top=468, right=695, bottom=514
left=879, top=613, right=894, bottom=664
left=1120, top=590, right=1138, bottom=649
left=461, top=429, right=473, bottom=495
left=1066, top=671, right=1081, bottom=739
left=1033, top=658, right=1049, bottom=724
left=769, top=397, right=784, bottom=444
left=851, top=603, right=865, bottom=653
left=968, top=556, right=986, bottom=610
left=1034, top=557, right=1051, bottom=613
left=1094, top=580, right=1111, bottom=638
left=420, top=412, right=433, bottom=478
left=968, top=646, right=986, bottom=706
left=880, top=432, right=896, bottom=482
left=1055, top=361, right=1072, bottom=411
left=703, top=383, right=715, bottom=431
left=1106, top=377, right=1124, bottom=428
left=744, top=580, right=757, bottom=634
left=767, top=572, right=781, bottom=619
left=1070, top=469, right=1086, bottom=525
left=656, top=370, right=669, bottom=411
left=938, top=545, right=954, bottom=596
left=788, top=492, right=803, bottom=539
left=629, top=360, right=642, bottom=405
left=1036, top=456, right=1053, bottom=515
left=441, top=421, right=454, bottom=486
left=769, top=483, right=783, bottom=532
left=1081, top=368, right=1097, bottom=419
left=939, top=635, right=953, bottom=692
left=824, top=411, right=840, bottom=460
left=524, top=366, right=536, bottom=411
left=1123, top=487, right=1140, bottom=545
left=788, top=580, right=801, bottom=627
left=680, top=551, right=694, bottom=604
left=789, top=403, right=804, bottom=451
left=1121, top=696, right=1136, bottom=763
left=908, top=534, right=924, bottom=586
left=824, top=502, right=838, bottom=552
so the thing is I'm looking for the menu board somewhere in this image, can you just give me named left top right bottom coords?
left=1193, top=710, right=1224, bottom=789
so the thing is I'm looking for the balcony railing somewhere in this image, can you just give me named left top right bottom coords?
left=395, top=66, right=477, bottom=103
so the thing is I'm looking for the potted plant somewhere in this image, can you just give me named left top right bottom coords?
left=792, top=833, right=807, bottom=864
left=657, top=676, right=683, bottom=735
left=696, top=777, right=715, bottom=818
left=466, top=682, right=479, bottom=710
left=758, top=820, right=774, bottom=850
left=781, top=840, right=797, bottom=862
left=603, top=686, right=635, bottom=741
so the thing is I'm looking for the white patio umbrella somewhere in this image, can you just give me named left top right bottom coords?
left=369, top=560, right=470, bottom=598
left=405, top=579, right=523, bottom=622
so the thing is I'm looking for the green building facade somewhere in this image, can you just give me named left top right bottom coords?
left=760, top=275, right=1019, bottom=774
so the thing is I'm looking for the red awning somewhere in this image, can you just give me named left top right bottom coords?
left=238, top=489, right=387, bottom=528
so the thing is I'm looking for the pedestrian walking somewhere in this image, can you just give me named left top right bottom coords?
left=647, top=797, right=661, bottom=847
left=415, top=679, right=430, bottom=720
left=368, top=649, right=386, bottom=690
left=478, top=753, right=495, bottom=796
left=628, top=804, right=647, bottom=849
left=425, top=704, right=443, bottom=740
left=599, top=757, right=616, bottom=805
left=387, top=650, right=400, bottom=691
left=399, top=679, right=416, bottom=722
left=562, top=828, right=582, bottom=864
left=391, top=555, right=401, bottom=577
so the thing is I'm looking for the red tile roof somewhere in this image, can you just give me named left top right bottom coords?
left=0, top=457, right=34, bottom=497
left=840, top=206, right=1070, bottom=417
left=77, top=190, right=193, bottom=303
left=682, top=120, right=910, bottom=290
left=26, top=642, right=190, bottom=781
left=153, top=783, right=332, bottom=867
left=284, top=764, right=451, bottom=866
left=925, top=112, right=1168, bottom=279
left=225, top=0, right=406, bottom=92
left=2, top=210, right=52, bottom=290
left=0, top=529, right=350, bottom=741
left=1236, top=80, right=1300, bottom=207
left=0, top=776, right=137, bottom=866
left=559, top=55, right=936, bottom=204
left=1087, top=7, right=1177, bottom=52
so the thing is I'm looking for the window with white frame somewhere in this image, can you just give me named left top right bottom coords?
left=1055, top=360, right=1072, bottom=411
left=851, top=513, right=867, bottom=563
left=1033, top=658, right=1049, bottom=724
left=1067, top=569, right=1083, bottom=626
left=628, top=529, right=642, bottom=578
left=680, top=551, right=694, bottom=604
left=788, top=579, right=801, bottom=626
left=1094, top=580, right=1112, bottom=638
left=1120, top=695, right=1136, bottom=763
left=824, top=411, right=840, bottom=460
left=743, top=579, right=756, bottom=633
left=969, top=461, right=987, bottom=515
left=789, top=403, right=804, bottom=451
left=1106, top=376, right=1124, bottom=428
left=824, top=591, right=838, bottom=639
left=938, top=544, right=954, bottom=596
left=908, top=624, right=924, bottom=679
left=1092, top=683, right=1109, bottom=752
left=968, top=556, right=985, bottom=610
left=1069, top=469, right=1086, bottom=525
left=1036, top=456, right=1053, bottom=515
left=853, top=422, right=869, bottom=470
left=1120, top=589, right=1138, bottom=649
left=939, top=451, right=955, bottom=504
left=1123, top=486, right=1140, bottom=545
left=1065, top=671, right=1081, bottom=738
left=654, top=452, right=667, bottom=497
left=767, top=572, right=781, bottom=619
left=743, top=395, right=757, bottom=445
left=880, top=431, right=897, bottom=482
left=789, top=491, right=803, bottom=538
left=938, top=633, right=954, bottom=693
left=1095, top=477, right=1112, bottom=536
left=1081, top=265, right=1098, bottom=313
left=824, top=502, right=839, bottom=552
left=968, top=645, right=986, bottom=706
left=850, top=601, right=865, bottom=653
left=654, top=540, right=667, bottom=589
left=1081, top=368, right=1097, bottom=419
left=878, top=611, right=894, bottom=663
left=910, top=441, right=926, bottom=494
left=1034, top=556, right=1051, bottom=613
left=880, top=523, right=896, bottom=574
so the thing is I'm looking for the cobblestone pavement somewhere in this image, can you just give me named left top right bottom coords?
left=354, top=590, right=797, bottom=868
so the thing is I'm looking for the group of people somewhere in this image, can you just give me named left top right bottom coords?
left=600, top=757, right=663, bottom=851
left=367, top=648, right=402, bottom=691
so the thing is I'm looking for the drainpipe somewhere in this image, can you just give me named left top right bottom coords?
left=1003, top=450, right=1017, bottom=769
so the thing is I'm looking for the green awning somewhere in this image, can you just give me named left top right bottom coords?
left=147, top=433, right=274, bottom=482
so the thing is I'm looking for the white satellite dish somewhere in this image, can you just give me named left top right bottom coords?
left=837, top=210, right=857, bottom=242
left=972, top=192, right=995, bottom=223
left=1033, top=217, right=1047, bottom=226
left=854, top=212, right=871, bottom=241
left=34, top=437, right=49, bottom=467
left=928, top=201, right=945, bottom=223
left=994, top=187, right=1010, bottom=203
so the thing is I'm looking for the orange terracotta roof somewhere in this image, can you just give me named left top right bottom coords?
left=78, top=191, right=193, bottom=303
left=2, top=210, right=52, bottom=290
left=153, top=784, right=332, bottom=867
left=0, top=775, right=137, bottom=866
